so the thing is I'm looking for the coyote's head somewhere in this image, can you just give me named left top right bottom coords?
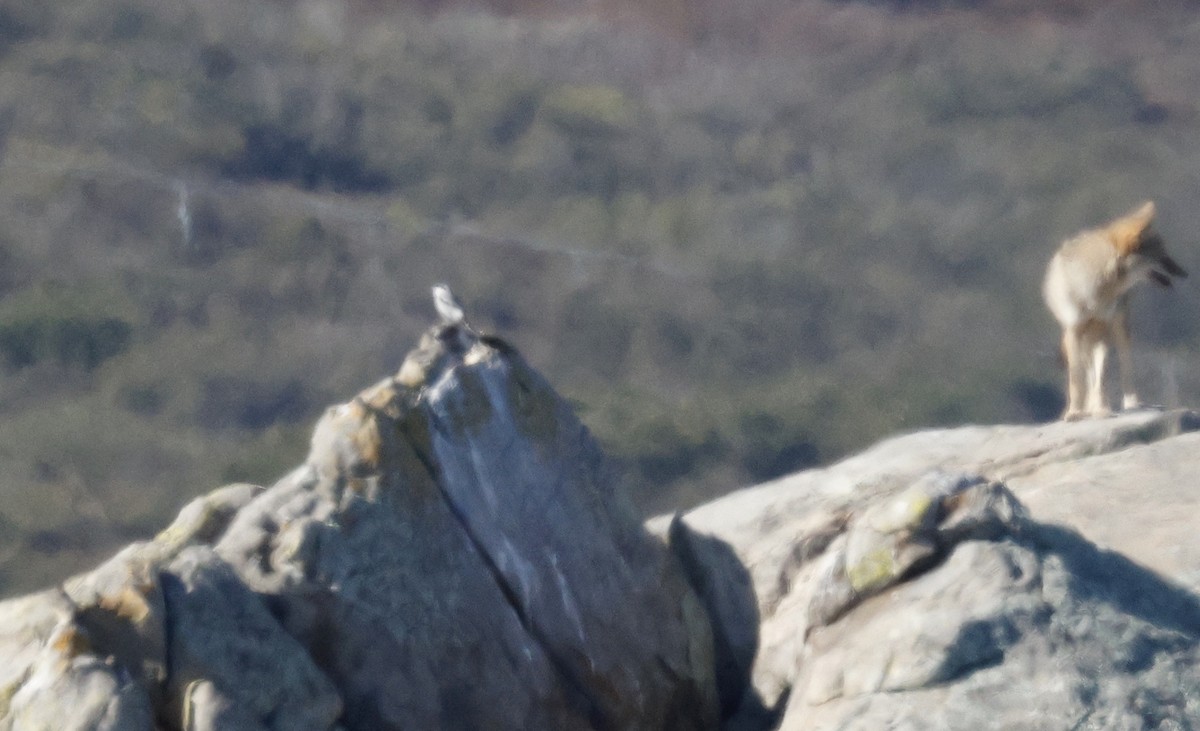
left=1109, top=200, right=1188, bottom=287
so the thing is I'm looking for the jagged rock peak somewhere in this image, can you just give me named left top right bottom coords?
left=0, top=320, right=719, bottom=731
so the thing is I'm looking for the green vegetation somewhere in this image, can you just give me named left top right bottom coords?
left=0, top=283, right=134, bottom=370
left=1, top=0, right=1199, bottom=596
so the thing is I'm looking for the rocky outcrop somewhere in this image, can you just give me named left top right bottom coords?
left=5, top=315, right=1200, bottom=731
left=0, top=324, right=717, bottom=730
left=663, top=409, right=1200, bottom=730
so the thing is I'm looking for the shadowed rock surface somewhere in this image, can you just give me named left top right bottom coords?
left=0, top=323, right=717, bottom=730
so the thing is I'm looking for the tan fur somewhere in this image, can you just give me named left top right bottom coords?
left=1043, top=201, right=1186, bottom=420
left=1107, top=201, right=1157, bottom=256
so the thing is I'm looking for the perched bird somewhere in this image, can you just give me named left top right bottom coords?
left=432, top=283, right=469, bottom=328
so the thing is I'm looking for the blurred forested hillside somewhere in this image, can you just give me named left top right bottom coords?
left=0, top=0, right=1198, bottom=596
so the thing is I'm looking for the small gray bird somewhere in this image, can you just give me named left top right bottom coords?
left=431, top=283, right=468, bottom=327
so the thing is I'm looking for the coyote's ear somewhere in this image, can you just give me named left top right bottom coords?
left=1108, top=200, right=1157, bottom=253
left=1128, top=200, right=1156, bottom=227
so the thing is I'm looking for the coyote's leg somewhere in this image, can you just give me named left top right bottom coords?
left=1111, top=304, right=1140, bottom=410
left=1062, top=327, right=1088, bottom=420
left=1086, top=331, right=1111, bottom=417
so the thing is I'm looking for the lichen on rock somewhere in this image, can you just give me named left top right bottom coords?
left=667, top=409, right=1200, bottom=731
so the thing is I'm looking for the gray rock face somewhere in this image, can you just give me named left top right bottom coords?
left=0, top=324, right=717, bottom=730
left=162, top=546, right=342, bottom=730
left=665, top=409, right=1200, bottom=730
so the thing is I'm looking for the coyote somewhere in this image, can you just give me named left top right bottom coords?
left=1043, top=201, right=1187, bottom=420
